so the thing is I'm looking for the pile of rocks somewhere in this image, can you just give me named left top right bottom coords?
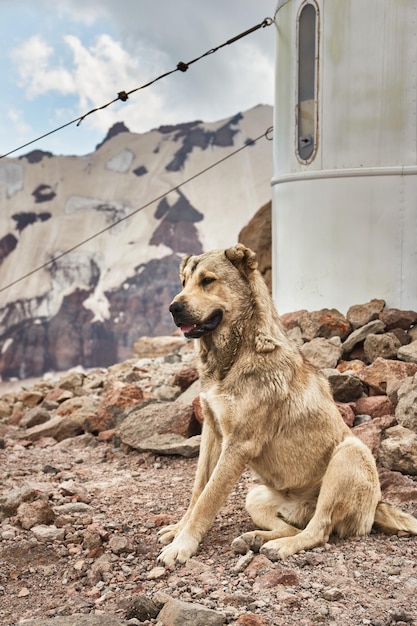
left=1, top=299, right=417, bottom=626
left=280, top=299, right=417, bottom=477
left=1, top=298, right=417, bottom=475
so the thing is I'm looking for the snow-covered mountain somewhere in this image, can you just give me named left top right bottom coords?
left=0, top=105, right=272, bottom=378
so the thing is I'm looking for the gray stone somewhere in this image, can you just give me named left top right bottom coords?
left=24, top=414, right=84, bottom=442
left=0, top=486, right=37, bottom=521
left=131, top=433, right=201, bottom=457
left=20, top=407, right=51, bottom=429
left=342, top=319, right=386, bottom=354
left=24, top=615, right=129, bottom=626
left=378, top=425, right=417, bottom=476
left=395, top=373, right=417, bottom=431
left=300, top=336, right=342, bottom=370
left=327, top=372, right=364, bottom=402
left=30, top=524, right=66, bottom=542
left=158, top=598, right=225, bottom=626
left=57, top=371, right=85, bottom=390
left=397, top=342, right=417, bottom=364
left=364, top=332, right=401, bottom=363
left=346, top=299, right=386, bottom=330
left=17, top=499, right=56, bottom=530
left=117, top=380, right=201, bottom=448
left=119, top=593, right=160, bottom=621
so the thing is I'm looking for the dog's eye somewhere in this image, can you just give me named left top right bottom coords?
left=201, top=277, right=215, bottom=287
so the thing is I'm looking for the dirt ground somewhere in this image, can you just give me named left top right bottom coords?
left=1, top=432, right=417, bottom=626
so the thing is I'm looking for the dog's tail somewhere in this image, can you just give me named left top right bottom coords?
left=373, top=501, right=417, bottom=535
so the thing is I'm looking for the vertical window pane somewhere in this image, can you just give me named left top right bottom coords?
left=298, top=3, right=317, bottom=161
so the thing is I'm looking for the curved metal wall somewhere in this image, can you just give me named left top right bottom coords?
left=272, top=0, right=417, bottom=313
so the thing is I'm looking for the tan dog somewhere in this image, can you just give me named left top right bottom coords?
left=158, top=244, right=417, bottom=567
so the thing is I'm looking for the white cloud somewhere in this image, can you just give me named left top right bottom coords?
left=4, top=0, right=275, bottom=154
left=11, top=35, right=75, bottom=98
left=7, top=109, right=31, bottom=138
left=10, top=32, right=168, bottom=134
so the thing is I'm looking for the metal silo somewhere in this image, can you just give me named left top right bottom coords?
left=272, top=0, right=417, bottom=313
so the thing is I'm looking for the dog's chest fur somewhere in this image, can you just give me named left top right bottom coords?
left=200, top=385, right=235, bottom=437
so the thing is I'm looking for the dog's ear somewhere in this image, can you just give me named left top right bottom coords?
left=179, top=254, right=191, bottom=277
left=225, top=244, right=258, bottom=276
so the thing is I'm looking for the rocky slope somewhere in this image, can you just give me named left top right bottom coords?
left=0, top=105, right=272, bottom=379
left=0, top=300, right=417, bottom=625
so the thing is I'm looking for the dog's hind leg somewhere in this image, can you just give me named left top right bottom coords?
left=232, top=485, right=303, bottom=554
left=259, top=437, right=380, bottom=560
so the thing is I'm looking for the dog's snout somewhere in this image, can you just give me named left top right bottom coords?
left=169, top=301, right=184, bottom=316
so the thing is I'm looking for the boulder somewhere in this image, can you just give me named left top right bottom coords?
left=346, top=299, right=386, bottom=330
left=24, top=415, right=84, bottom=442
left=326, top=372, right=364, bottom=402
left=298, top=309, right=351, bottom=341
left=395, top=373, right=417, bottom=431
left=358, top=357, right=417, bottom=395
left=354, top=396, right=395, bottom=418
left=379, top=308, right=417, bottom=331
left=397, top=342, right=417, bottom=364
left=17, top=499, right=56, bottom=530
left=158, top=598, right=225, bottom=626
left=378, top=425, right=417, bottom=475
left=132, top=433, right=201, bottom=457
left=363, top=332, right=401, bottom=363
left=342, top=320, right=386, bottom=354
left=300, top=336, right=342, bottom=369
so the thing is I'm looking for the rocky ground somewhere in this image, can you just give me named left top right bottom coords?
left=1, top=300, right=417, bottom=626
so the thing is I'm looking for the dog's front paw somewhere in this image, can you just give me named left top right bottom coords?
left=157, top=533, right=199, bottom=567
left=231, top=532, right=264, bottom=554
left=260, top=537, right=296, bottom=561
left=157, top=523, right=180, bottom=545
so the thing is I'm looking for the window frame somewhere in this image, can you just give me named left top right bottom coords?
left=296, top=0, right=320, bottom=163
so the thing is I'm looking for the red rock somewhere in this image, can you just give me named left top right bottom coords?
left=253, top=568, right=298, bottom=591
left=148, top=513, right=175, bottom=527
left=172, top=367, right=199, bottom=392
left=335, top=402, right=355, bottom=427
left=87, top=382, right=144, bottom=433
left=236, top=614, right=269, bottom=626
left=280, top=310, right=308, bottom=331
left=33, top=436, right=57, bottom=448
left=353, top=415, right=397, bottom=457
left=44, top=387, right=73, bottom=403
left=299, top=309, right=351, bottom=341
left=354, top=396, right=395, bottom=418
left=358, top=357, right=417, bottom=394
left=337, top=359, right=366, bottom=374
left=244, top=554, right=273, bottom=579
left=378, top=467, right=417, bottom=504
left=352, top=422, right=383, bottom=456
left=97, top=429, right=116, bottom=442
left=8, top=409, right=25, bottom=426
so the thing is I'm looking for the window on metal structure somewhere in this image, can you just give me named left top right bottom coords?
left=297, top=2, right=318, bottom=162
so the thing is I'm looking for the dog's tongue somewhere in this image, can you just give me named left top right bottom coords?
left=179, top=324, right=195, bottom=334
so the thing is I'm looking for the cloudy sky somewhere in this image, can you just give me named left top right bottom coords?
left=0, top=0, right=276, bottom=157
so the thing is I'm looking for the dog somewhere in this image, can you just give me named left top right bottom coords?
left=157, top=244, right=417, bottom=567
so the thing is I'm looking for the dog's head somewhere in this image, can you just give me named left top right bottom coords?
left=169, top=244, right=258, bottom=339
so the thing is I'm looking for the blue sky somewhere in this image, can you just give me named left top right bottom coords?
left=0, top=0, right=276, bottom=157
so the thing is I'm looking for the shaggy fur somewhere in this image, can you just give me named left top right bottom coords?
left=157, top=244, right=417, bottom=566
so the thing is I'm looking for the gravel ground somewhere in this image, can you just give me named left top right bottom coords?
left=1, top=433, right=417, bottom=626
